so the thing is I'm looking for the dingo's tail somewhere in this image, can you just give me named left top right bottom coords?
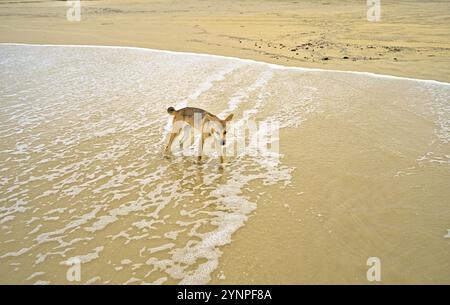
left=167, top=107, right=176, bottom=115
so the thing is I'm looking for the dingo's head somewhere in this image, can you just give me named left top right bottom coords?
left=210, top=113, right=233, bottom=146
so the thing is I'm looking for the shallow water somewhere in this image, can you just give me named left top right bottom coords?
left=0, top=44, right=449, bottom=284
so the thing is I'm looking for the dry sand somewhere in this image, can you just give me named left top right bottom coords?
left=0, top=0, right=449, bottom=82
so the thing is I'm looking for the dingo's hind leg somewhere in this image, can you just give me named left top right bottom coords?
left=165, top=120, right=183, bottom=154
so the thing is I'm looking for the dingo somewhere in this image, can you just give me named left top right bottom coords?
left=164, top=107, right=234, bottom=163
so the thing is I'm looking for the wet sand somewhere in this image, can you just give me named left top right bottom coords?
left=0, top=1, right=449, bottom=285
left=0, top=0, right=450, bottom=82
left=0, top=45, right=449, bottom=284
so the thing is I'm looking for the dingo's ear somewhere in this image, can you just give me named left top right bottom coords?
left=224, top=114, right=234, bottom=122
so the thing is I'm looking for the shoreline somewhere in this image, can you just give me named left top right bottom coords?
left=1, top=0, right=449, bottom=83
left=1, top=37, right=449, bottom=285
left=3, top=42, right=450, bottom=86
left=1, top=1, right=450, bottom=285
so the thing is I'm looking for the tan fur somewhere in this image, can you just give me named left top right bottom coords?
left=164, top=107, right=233, bottom=163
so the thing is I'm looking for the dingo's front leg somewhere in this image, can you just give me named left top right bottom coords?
left=197, top=131, right=209, bottom=162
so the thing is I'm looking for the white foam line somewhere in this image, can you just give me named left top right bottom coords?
left=1, top=43, right=449, bottom=86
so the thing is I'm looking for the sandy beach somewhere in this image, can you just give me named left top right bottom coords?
left=1, top=0, right=450, bottom=82
left=1, top=44, right=449, bottom=284
left=0, top=1, right=449, bottom=285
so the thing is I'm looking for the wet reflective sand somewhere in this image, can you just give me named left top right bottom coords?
left=0, top=44, right=449, bottom=284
